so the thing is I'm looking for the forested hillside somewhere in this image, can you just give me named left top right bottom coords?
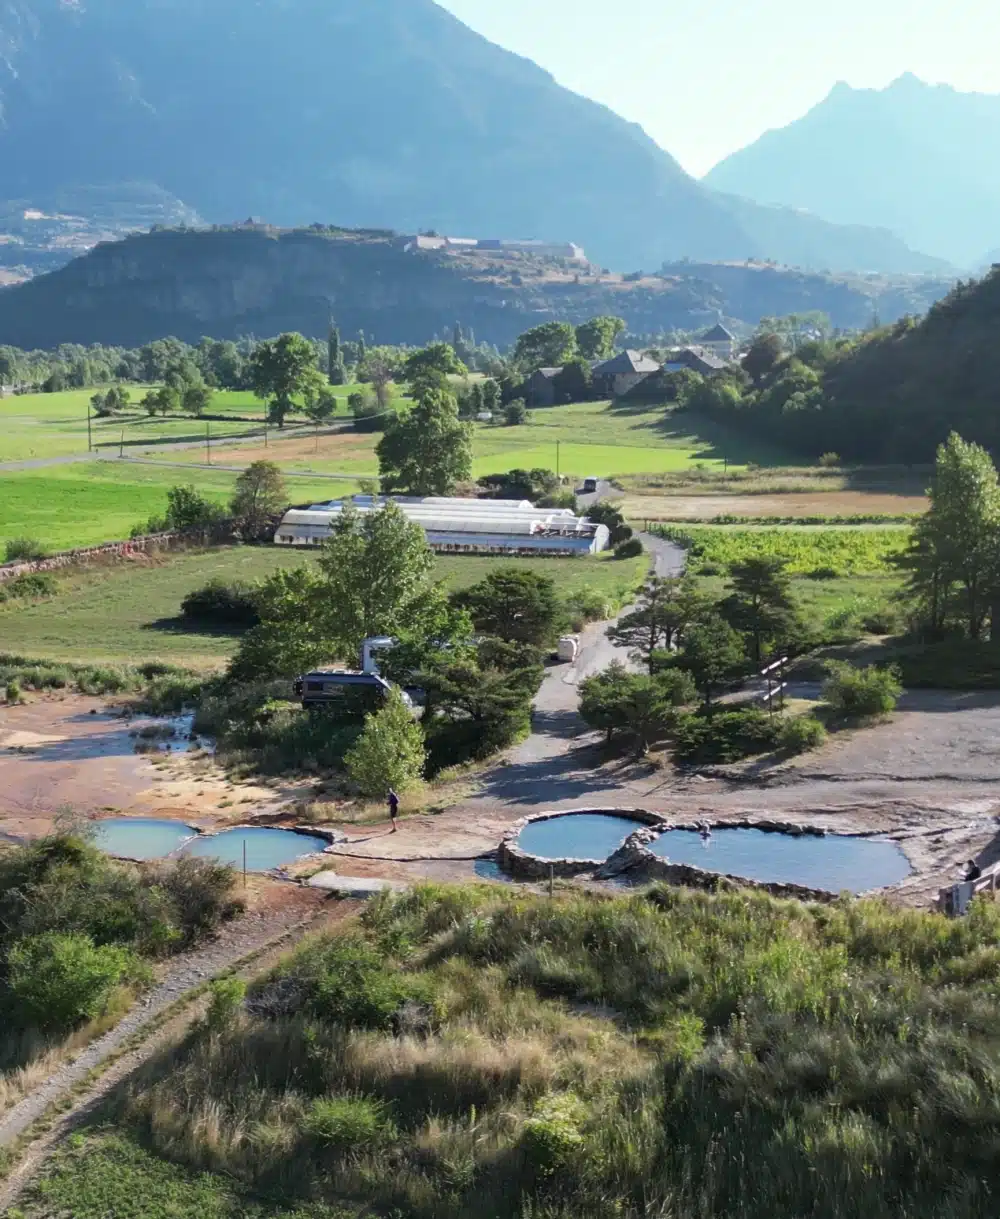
left=679, top=269, right=1000, bottom=464
left=0, top=227, right=956, bottom=350
left=0, top=0, right=945, bottom=274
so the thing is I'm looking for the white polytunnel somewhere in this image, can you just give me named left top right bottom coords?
left=275, top=496, right=611, bottom=555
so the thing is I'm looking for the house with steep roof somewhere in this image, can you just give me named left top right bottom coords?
left=698, top=323, right=737, bottom=361
left=592, top=350, right=661, bottom=398
left=664, top=346, right=729, bottom=376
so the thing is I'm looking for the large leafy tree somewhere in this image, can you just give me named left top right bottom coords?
left=230, top=461, right=288, bottom=542
left=906, top=432, right=1000, bottom=641
left=377, top=386, right=473, bottom=495
left=404, top=343, right=466, bottom=395
left=344, top=689, right=426, bottom=797
left=719, top=557, right=799, bottom=665
left=575, top=316, right=626, bottom=361
left=678, top=614, right=746, bottom=705
left=228, top=503, right=441, bottom=680
left=457, top=568, right=560, bottom=646
left=741, top=333, right=786, bottom=387
left=513, top=322, right=578, bottom=372
left=250, top=332, right=324, bottom=428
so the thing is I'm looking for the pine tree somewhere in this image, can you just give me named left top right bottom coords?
left=327, top=322, right=346, bottom=385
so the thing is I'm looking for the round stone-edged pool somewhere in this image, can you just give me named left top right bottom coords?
left=92, top=817, right=199, bottom=861
left=649, top=828, right=912, bottom=895
left=515, top=813, right=648, bottom=863
left=183, top=827, right=329, bottom=871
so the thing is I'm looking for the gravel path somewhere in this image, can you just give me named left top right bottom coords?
left=0, top=903, right=321, bottom=1151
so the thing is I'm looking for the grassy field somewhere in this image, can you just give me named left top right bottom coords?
left=0, top=547, right=647, bottom=667
left=19, top=883, right=1000, bottom=1219
left=0, top=463, right=358, bottom=552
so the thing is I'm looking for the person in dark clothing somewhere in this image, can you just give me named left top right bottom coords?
left=388, top=788, right=400, bottom=833
left=966, top=859, right=983, bottom=881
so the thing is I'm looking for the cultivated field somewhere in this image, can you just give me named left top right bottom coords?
left=0, top=547, right=646, bottom=667
left=621, top=490, right=929, bottom=521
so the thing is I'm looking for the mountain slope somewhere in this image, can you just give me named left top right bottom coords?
left=0, top=227, right=957, bottom=350
left=705, top=74, right=1000, bottom=269
left=0, top=0, right=944, bottom=274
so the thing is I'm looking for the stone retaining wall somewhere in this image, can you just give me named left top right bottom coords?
left=0, top=529, right=227, bottom=585
left=498, top=808, right=668, bottom=880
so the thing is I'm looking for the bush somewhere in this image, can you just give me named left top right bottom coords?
left=823, top=662, right=902, bottom=720
left=3, top=537, right=46, bottom=563
left=520, top=1093, right=586, bottom=1177
left=778, top=715, right=828, bottom=753
left=504, top=398, right=528, bottom=425
left=7, top=932, right=143, bottom=1031
left=673, top=708, right=780, bottom=765
left=180, top=580, right=261, bottom=628
left=0, top=573, right=57, bottom=602
left=614, top=537, right=644, bottom=559
left=5, top=679, right=23, bottom=705
left=302, top=1095, right=395, bottom=1150
left=155, top=856, right=243, bottom=947
left=344, top=689, right=426, bottom=796
left=818, top=452, right=842, bottom=467
left=206, top=976, right=246, bottom=1030
left=289, top=935, right=424, bottom=1030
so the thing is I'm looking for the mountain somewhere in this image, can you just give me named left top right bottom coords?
left=0, top=0, right=946, bottom=275
left=705, top=74, right=1000, bottom=269
left=0, top=226, right=957, bottom=351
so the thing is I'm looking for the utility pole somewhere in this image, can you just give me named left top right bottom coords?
left=119, top=429, right=124, bottom=458
left=205, top=421, right=211, bottom=465
left=87, top=400, right=93, bottom=453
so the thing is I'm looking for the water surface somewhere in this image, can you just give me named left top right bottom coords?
left=649, top=828, right=911, bottom=894
left=516, top=814, right=646, bottom=862
left=184, top=827, right=328, bottom=871
left=93, top=817, right=198, bottom=861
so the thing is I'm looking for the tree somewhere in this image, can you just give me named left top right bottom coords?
left=514, top=322, right=578, bottom=372
left=377, top=386, right=473, bottom=495
left=609, top=578, right=707, bottom=672
left=141, top=385, right=178, bottom=416
left=328, top=322, right=347, bottom=385
left=579, top=665, right=695, bottom=755
left=504, top=399, right=528, bottom=426
left=458, top=568, right=560, bottom=646
left=742, top=333, right=786, bottom=387
left=719, top=557, right=799, bottom=665
left=230, top=461, right=288, bottom=542
left=164, top=485, right=227, bottom=532
left=575, top=316, right=626, bottom=361
left=344, top=689, right=426, bottom=797
left=250, top=332, right=324, bottom=428
left=359, top=349, right=403, bottom=409
left=303, top=385, right=337, bottom=424
left=678, top=615, right=746, bottom=705
left=404, top=343, right=466, bottom=395
left=908, top=433, right=1000, bottom=641
left=553, top=358, right=592, bottom=404
left=481, top=378, right=501, bottom=414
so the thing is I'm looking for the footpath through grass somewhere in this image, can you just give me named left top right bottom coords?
left=0, top=547, right=647, bottom=667
left=19, top=883, right=1000, bottom=1219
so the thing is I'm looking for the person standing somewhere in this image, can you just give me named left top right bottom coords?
left=388, top=788, right=400, bottom=833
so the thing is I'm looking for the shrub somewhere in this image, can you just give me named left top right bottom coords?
left=0, top=573, right=58, bottom=602
left=614, top=537, right=644, bottom=559
left=3, top=537, right=46, bottom=563
left=302, top=1095, right=395, bottom=1150
left=673, top=708, right=780, bottom=765
left=823, top=662, right=902, bottom=720
left=155, top=856, right=243, bottom=947
left=5, top=679, right=23, bottom=705
left=504, top=398, right=528, bottom=425
left=290, top=935, right=423, bottom=1030
left=344, top=690, right=425, bottom=796
left=778, top=715, right=828, bottom=753
left=7, top=932, right=143, bottom=1031
left=180, top=580, right=261, bottom=628
left=818, top=451, right=842, bottom=467
left=520, top=1093, right=586, bottom=1177
left=206, top=976, right=246, bottom=1030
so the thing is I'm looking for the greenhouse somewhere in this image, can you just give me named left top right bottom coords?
left=274, top=496, right=610, bottom=556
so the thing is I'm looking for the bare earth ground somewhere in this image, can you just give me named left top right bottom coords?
left=620, top=491, right=928, bottom=520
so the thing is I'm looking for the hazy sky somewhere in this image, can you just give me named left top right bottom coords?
left=438, top=0, right=1000, bottom=177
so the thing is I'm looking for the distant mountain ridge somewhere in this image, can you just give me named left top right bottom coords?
left=705, top=74, right=1000, bottom=268
left=0, top=226, right=957, bottom=351
left=0, top=0, right=946, bottom=275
